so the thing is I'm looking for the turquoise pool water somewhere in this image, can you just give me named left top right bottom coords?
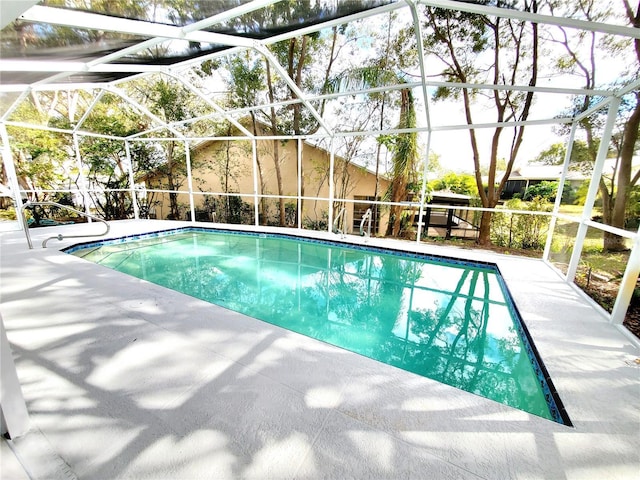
left=67, top=228, right=568, bottom=424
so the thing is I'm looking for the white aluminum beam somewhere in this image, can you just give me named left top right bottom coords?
left=416, top=129, right=433, bottom=242
left=409, top=0, right=432, bottom=131
left=328, top=138, right=336, bottom=232
left=4, top=120, right=131, bottom=141
left=184, top=140, right=196, bottom=222
left=566, top=97, right=621, bottom=282
left=252, top=139, right=260, bottom=226
left=575, top=78, right=640, bottom=123
left=0, top=314, right=30, bottom=439
left=409, top=0, right=433, bottom=243
left=127, top=114, right=574, bottom=142
left=0, top=82, right=106, bottom=93
left=3, top=61, right=614, bottom=101
left=0, top=0, right=39, bottom=29
left=543, top=122, right=577, bottom=261
left=88, top=38, right=167, bottom=67
left=4, top=121, right=76, bottom=135
left=611, top=227, right=640, bottom=325
left=428, top=117, right=575, bottom=131
left=124, top=140, right=139, bottom=220
left=418, top=0, right=640, bottom=39
left=167, top=46, right=247, bottom=72
left=0, top=123, right=25, bottom=230
left=252, top=44, right=334, bottom=137
left=615, top=77, right=640, bottom=97
left=0, top=89, right=30, bottom=122
left=297, top=138, right=303, bottom=229
left=182, top=0, right=282, bottom=34
left=1, top=61, right=168, bottom=73
left=72, top=132, right=92, bottom=219
left=219, top=81, right=609, bottom=125
left=161, top=71, right=254, bottom=138
left=73, top=90, right=106, bottom=133
left=20, top=6, right=256, bottom=48
left=104, top=86, right=184, bottom=139
left=263, top=2, right=406, bottom=46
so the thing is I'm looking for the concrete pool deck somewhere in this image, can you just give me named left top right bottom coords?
left=1, top=219, right=638, bottom=479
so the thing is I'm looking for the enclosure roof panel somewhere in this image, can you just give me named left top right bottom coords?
left=0, top=0, right=397, bottom=86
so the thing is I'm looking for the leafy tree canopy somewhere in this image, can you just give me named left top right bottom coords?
left=428, top=172, right=478, bottom=197
left=533, top=140, right=599, bottom=167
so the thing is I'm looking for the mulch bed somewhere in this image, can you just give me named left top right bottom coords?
left=624, top=311, right=640, bottom=339
left=577, top=278, right=640, bottom=340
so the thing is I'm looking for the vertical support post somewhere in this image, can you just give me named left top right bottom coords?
left=252, top=139, right=259, bottom=226
left=409, top=0, right=432, bottom=242
left=72, top=133, right=92, bottom=222
left=543, top=122, right=577, bottom=261
left=328, top=138, right=335, bottom=233
left=416, top=131, right=432, bottom=242
left=408, top=0, right=432, bottom=132
left=446, top=207, right=454, bottom=239
left=566, top=97, right=621, bottom=282
left=184, top=140, right=196, bottom=222
left=1, top=314, right=30, bottom=439
left=297, top=138, right=303, bottom=229
left=124, top=140, right=139, bottom=220
left=611, top=227, right=640, bottom=325
left=0, top=123, right=25, bottom=230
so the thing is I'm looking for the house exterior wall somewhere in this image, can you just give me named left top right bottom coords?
left=149, top=136, right=390, bottom=235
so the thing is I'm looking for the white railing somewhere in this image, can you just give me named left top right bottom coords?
left=20, top=201, right=110, bottom=249
left=332, top=207, right=346, bottom=237
left=359, top=208, right=372, bottom=238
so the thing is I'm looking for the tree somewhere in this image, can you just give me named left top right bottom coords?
left=268, top=24, right=343, bottom=225
left=546, top=0, right=640, bottom=251
left=421, top=1, right=540, bottom=245
left=428, top=172, right=479, bottom=196
left=199, top=52, right=270, bottom=223
left=78, top=96, right=144, bottom=219
left=132, top=78, right=192, bottom=219
left=5, top=92, right=79, bottom=215
left=381, top=89, right=420, bottom=237
left=522, top=181, right=558, bottom=201
left=331, top=11, right=414, bottom=230
left=533, top=140, right=595, bottom=169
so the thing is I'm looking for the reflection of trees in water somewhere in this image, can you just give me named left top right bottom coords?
left=91, top=233, right=550, bottom=419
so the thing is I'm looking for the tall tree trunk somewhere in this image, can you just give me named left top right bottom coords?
left=290, top=36, right=308, bottom=227
left=250, top=112, right=267, bottom=225
left=385, top=89, right=417, bottom=237
left=265, top=60, right=286, bottom=226
left=375, top=16, right=393, bottom=235
left=604, top=93, right=640, bottom=251
left=166, top=141, right=179, bottom=219
left=224, top=130, right=231, bottom=222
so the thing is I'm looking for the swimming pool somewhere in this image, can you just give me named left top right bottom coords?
left=65, top=227, right=570, bottom=424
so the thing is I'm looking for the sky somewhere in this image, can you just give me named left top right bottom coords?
left=191, top=3, right=633, bottom=177
left=423, top=92, right=572, bottom=173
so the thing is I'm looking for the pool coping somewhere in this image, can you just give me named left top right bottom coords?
left=63, top=225, right=572, bottom=426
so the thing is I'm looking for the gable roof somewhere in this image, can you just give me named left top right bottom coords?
left=0, top=1, right=396, bottom=86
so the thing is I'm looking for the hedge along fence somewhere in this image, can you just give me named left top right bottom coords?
left=491, top=198, right=553, bottom=250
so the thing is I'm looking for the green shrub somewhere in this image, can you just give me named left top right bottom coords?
left=0, top=207, right=17, bottom=220
left=303, top=210, right=328, bottom=231
left=491, top=198, right=552, bottom=250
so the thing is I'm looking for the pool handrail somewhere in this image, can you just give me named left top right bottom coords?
left=20, top=201, right=110, bottom=249
left=359, top=208, right=372, bottom=238
left=332, top=207, right=346, bottom=237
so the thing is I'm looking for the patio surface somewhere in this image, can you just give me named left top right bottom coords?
left=1, top=219, right=639, bottom=480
